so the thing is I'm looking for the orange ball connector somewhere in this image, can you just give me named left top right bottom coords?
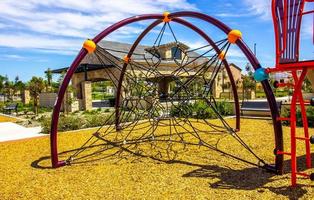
left=228, top=30, right=242, bottom=44
left=83, top=39, right=96, bottom=53
left=123, top=55, right=130, bottom=64
left=163, top=11, right=171, bottom=23
left=218, top=51, right=226, bottom=60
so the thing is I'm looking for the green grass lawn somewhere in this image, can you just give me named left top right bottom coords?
left=0, top=118, right=313, bottom=199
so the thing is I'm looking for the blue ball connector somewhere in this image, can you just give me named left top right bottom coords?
left=254, top=68, right=269, bottom=82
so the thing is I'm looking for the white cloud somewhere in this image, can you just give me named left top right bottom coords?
left=182, top=40, right=208, bottom=50
left=0, top=54, right=27, bottom=61
left=0, top=0, right=197, bottom=55
left=215, top=13, right=251, bottom=18
left=243, top=0, right=272, bottom=20
left=0, top=33, right=82, bottom=55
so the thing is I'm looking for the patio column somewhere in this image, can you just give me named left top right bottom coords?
left=250, top=90, right=256, bottom=99
left=21, top=89, right=30, bottom=105
left=81, top=81, right=92, bottom=110
left=215, top=79, right=222, bottom=98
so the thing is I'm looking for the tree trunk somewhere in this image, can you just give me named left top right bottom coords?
left=34, top=97, right=38, bottom=115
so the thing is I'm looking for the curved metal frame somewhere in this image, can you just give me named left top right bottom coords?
left=50, top=12, right=283, bottom=173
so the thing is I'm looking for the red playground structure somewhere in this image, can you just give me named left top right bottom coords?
left=255, top=0, right=314, bottom=186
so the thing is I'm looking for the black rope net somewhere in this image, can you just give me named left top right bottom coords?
left=63, top=22, right=274, bottom=171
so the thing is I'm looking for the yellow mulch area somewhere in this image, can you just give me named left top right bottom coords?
left=0, top=114, right=18, bottom=123
left=0, top=118, right=313, bottom=199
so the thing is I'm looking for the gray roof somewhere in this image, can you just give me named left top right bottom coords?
left=52, top=40, right=222, bottom=74
left=90, top=40, right=208, bottom=64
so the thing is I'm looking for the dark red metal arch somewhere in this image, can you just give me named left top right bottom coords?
left=50, top=14, right=164, bottom=168
left=50, top=11, right=283, bottom=173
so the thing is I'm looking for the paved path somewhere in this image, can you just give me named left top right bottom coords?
left=0, top=122, right=42, bottom=142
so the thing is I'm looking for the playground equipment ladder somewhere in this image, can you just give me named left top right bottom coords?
left=267, top=0, right=314, bottom=187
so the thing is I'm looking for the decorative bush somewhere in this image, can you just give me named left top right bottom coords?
left=281, top=106, right=314, bottom=128
left=193, top=100, right=216, bottom=119
left=41, top=100, right=235, bottom=134
left=58, top=114, right=86, bottom=132
left=216, top=100, right=233, bottom=116
left=170, top=100, right=233, bottom=119
left=40, top=112, right=115, bottom=134
left=170, top=102, right=193, bottom=118
left=85, top=113, right=114, bottom=127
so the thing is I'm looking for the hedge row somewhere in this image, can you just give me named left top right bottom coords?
left=170, top=100, right=233, bottom=119
left=281, top=106, right=314, bottom=128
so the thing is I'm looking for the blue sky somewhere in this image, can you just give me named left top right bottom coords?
left=0, top=0, right=313, bottom=82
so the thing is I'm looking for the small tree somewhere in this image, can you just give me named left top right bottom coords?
left=28, top=77, right=45, bottom=115
left=242, top=75, right=256, bottom=99
left=242, top=63, right=256, bottom=100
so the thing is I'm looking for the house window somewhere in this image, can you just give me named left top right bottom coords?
left=171, top=47, right=182, bottom=59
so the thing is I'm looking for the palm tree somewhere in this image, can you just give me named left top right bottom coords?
left=4, top=79, right=14, bottom=101
left=14, top=80, right=26, bottom=97
left=0, top=75, right=8, bottom=102
left=45, top=68, right=53, bottom=92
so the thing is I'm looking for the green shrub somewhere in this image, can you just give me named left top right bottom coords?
left=40, top=116, right=51, bottom=134
left=281, top=106, right=314, bottom=128
left=58, top=114, right=86, bottom=132
left=41, top=114, right=86, bottom=134
left=216, top=101, right=233, bottom=116
left=40, top=112, right=116, bottom=134
left=83, top=109, right=101, bottom=115
left=193, top=100, right=216, bottom=119
left=170, top=102, right=193, bottom=118
left=0, top=102, right=5, bottom=111
left=85, top=113, right=113, bottom=127
left=38, top=107, right=53, bottom=114
left=169, top=100, right=233, bottom=119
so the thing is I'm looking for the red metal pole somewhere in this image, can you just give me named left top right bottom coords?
left=290, top=72, right=298, bottom=187
left=292, top=69, right=311, bottom=169
left=290, top=69, right=308, bottom=186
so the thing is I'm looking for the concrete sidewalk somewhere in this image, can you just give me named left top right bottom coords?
left=0, top=122, right=42, bottom=142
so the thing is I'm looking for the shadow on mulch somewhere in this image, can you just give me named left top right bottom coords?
left=182, top=153, right=314, bottom=199
left=32, top=146, right=313, bottom=199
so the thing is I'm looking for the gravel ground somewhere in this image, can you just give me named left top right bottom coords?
left=0, top=114, right=19, bottom=123
left=0, top=118, right=313, bottom=200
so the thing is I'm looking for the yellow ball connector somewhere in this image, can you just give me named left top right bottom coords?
left=83, top=39, right=96, bottom=53
left=228, top=30, right=242, bottom=44
left=163, top=11, right=171, bottom=23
